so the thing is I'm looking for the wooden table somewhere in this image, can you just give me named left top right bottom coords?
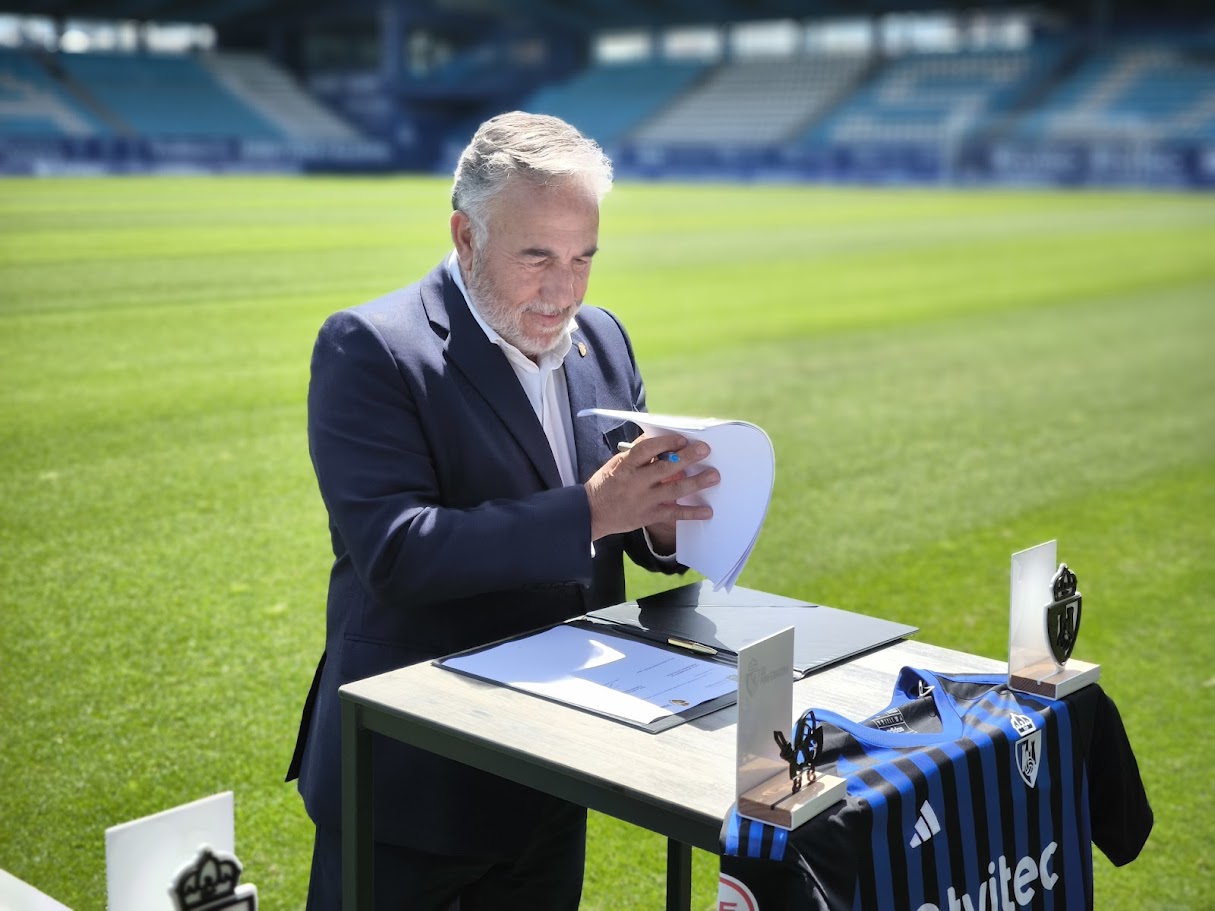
left=340, top=637, right=1004, bottom=911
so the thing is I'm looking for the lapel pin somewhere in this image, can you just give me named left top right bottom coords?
left=577, top=342, right=587, bottom=357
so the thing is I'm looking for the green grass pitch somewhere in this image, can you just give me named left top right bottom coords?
left=1, top=176, right=1212, bottom=910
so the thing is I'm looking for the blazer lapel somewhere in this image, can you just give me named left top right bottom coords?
left=421, top=264, right=563, bottom=489
left=564, top=323, right=606, bottom=483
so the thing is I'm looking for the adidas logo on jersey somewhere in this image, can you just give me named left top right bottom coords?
left=909, top=801, right=941, bottom=847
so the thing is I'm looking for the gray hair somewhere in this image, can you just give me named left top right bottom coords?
left=451, top=111, right=613, bottom=244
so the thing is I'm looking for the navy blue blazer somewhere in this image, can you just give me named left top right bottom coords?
left=290, top=260, right=682, bottom=853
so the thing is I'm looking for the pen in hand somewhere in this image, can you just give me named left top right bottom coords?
left=617, top=440, right=680, bottom=462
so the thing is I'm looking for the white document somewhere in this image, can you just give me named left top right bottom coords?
left=442, top=623, right=739, bottom=725
left=577, top=408, right=775, bottom=590
left=0, top=869, right=72, bottom=911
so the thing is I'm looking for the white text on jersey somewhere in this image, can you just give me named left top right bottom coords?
left=914, top=842, right=1058, bottom=911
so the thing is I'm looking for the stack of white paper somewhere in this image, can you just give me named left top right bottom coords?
left=442, top=623, right=738, bottom=725
left=578, top=409, right=775, bottom=590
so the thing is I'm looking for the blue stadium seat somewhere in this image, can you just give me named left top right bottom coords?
left=629, top=56, right=870, bottom=146
left=523, top=60, right=707, bottom=145
left=801, top=48, right=1062, bottom=148
left=0, top=48, right=108, bottom=137
left=55, top=51, right=283, bottom=140
left=1013, top=40, right=1215, bottom=142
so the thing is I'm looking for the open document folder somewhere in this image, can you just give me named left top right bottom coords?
left=437, top=621, right=739, bottom=731
left=578, top=408, right=774, bottom=590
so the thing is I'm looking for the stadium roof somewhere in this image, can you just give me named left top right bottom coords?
left=1, top=0, right=1210, bottom=30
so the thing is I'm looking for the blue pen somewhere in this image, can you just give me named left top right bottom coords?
left=617, top=441, right=680, bottom=462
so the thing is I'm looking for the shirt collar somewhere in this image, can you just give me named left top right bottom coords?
left=447, top=251, right=574, bottom=371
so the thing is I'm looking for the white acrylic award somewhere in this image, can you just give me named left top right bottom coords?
left=1008, top=540, right=1100, bottom=699
left=735, top=627, right=846, bottom=830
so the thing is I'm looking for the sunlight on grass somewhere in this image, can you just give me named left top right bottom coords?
left=1, top=177, right=1212, bottom=910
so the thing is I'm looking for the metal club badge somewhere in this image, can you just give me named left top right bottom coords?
left=1045, top=563, right=1082, bottom=666
left=773, top=709, right=824, bottom=794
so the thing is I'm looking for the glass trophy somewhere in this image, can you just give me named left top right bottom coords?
left=1008, top=540, right=1100, bottom=699
left=735, top=627, right=846, bottom=830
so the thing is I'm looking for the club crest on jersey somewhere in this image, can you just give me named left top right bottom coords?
left=1011, top=713, right=1042, bottom=788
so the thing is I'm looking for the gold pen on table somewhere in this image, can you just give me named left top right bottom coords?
left=667, top=637, right=718, bottom=656
left=617, top=440, right=680, bottom=462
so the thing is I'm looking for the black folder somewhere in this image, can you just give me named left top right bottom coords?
left=587, top=581, right=917, bottom=679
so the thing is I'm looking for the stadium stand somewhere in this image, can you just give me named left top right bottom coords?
left=523, top=59, right=706, bottom=145
left=629, top=54, right=870, bottom=145
left=1013, top=40, right=1215, bottom=142
left=0, top=0, right=1210, bottom=185
left=54, top=50, right=282, bottom=139
left=0, top=47, right=107, bottom=136
left=203, top=51, right=363, bottom=141
left=0, top=45, right=388, bottom=174
left=802, top=48, right=1066, bottom=148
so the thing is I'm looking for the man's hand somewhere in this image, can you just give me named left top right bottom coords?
left=585, top=434, right=718, bottom=544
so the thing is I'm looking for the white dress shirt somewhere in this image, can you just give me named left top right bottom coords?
left=448, top=252, right=675, bottom=562
left=448, top=252, right=578, bottom=487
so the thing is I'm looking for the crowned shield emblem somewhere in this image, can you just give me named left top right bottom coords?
left=1015, top=727, right=1042, bottom=788
left=170, top=845, right=258, bottom=911
left=1045, top=563, right=1082, bottom=665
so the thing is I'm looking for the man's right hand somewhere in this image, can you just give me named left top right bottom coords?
left=584, top=434, right=718, bottom=543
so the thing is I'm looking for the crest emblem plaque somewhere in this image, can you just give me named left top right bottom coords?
left=1009, top=541, right=1100, bottom=699
left=170, top=845, right=257, bottom=911
left=1045, top=563, right=1082, bottom=666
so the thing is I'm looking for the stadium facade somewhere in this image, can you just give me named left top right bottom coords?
left=0, top=0, right=1212, bottom=186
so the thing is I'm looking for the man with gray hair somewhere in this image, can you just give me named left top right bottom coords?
left=288, top=111, right=719, bottom=909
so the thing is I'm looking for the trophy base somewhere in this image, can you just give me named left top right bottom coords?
left=737, top=772, right=847, bottom=831
left=1009, top=658, right=1100, bottom=699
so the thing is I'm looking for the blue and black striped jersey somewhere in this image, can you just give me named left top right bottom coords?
left=719, top=668, right=1151, bottom=911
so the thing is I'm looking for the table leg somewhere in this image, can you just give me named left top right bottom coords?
left=342, top=699, right=374, bottom=911
left=666, top=839, right=692, bottom=911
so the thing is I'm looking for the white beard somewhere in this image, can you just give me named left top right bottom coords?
left=465, top=253, right=580, bottom=359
